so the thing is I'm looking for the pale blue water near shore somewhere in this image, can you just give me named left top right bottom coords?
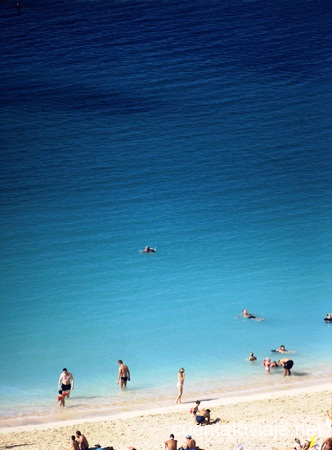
left=1, top=0, right=332, bottom=423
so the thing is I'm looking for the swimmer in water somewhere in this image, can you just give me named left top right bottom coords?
left=273, top=344, right=296, bottom=354
left=139, top=246, right=157, bottom=254
left=239, top=309, right=265, bottom=321
left=324, top=313, right=332, bottom=323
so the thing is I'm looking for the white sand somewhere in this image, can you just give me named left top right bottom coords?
left=0, top=381, right=331, bottom=450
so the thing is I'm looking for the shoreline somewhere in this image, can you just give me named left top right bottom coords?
left=0, top=382, right=331, bottom=450
left=0, top=377, right=330, bottom=434
left=1, top=368, right=331, bottom=430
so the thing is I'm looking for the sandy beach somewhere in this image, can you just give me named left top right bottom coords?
left=0, top=381, right=331, bottom=450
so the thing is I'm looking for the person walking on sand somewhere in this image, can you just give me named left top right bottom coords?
left=75, top=431, right=89, bottom=450
left=175, top=368, right=185, bottom=404
left=58, top=368, right=74, bottom=397
left=117, top=360, right=130, bottom=388
left=165, top=434, right=178, bottom=450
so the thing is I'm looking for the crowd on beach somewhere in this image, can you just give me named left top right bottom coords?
left=60, top=412, right=332, bottom=450
left=56, top=355, right=332, bottom=450
left=55, top=307, right=331, bottom=450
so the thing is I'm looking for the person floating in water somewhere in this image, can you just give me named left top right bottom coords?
left=324, top=313, right=332, bottom=323
left=275, top=344, right=288, bottom=353
left=239, top=309, right=265, bottom=321
left=139, top=246, right=157, bottom=254
left=272, top=344, right=296, bottom=354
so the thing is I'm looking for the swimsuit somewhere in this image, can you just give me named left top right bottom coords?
left=177, top=382, right=183, bottom=387
left=61, top=383, right=71, bottom=392
left=284, top=360, right=294, bottom=369
left=196, top=415, right=205, bottom=423
left=58, top=392, right=69, bottom=400
left=121, top=376, right=128, bottom=381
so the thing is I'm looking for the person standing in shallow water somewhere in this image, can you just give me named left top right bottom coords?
left=278, top=358, right=294, bottom=376
left=117, top=360, right=130, bottom=388
left=247, top=352, right=257, bottom=361
left=175, top=368, right=185, bottom=404
left=58, top=368, right=74, bottom=397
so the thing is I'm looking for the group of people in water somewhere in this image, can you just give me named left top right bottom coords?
left=248, top=344, right=295, bottom=376
left=241, top=309, right=331, bottom=378
left=239, top=309, right=332, bottom=324
left=58, top=304, right=331, bottom=449
left=174, top=307, right=331, bottom=404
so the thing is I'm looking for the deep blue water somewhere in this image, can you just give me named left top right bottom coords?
left=0, top=0, right=332, bottom=420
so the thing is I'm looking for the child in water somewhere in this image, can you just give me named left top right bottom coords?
left=262, top=358, right=271, bottom=373
left=57, top=389, right=68, bottom=407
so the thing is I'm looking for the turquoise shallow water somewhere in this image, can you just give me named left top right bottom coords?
left=0, top=0, right=332, bottom=421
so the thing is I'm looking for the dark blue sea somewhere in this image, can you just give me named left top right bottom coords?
left=1, top=0, right=331, bottom=424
